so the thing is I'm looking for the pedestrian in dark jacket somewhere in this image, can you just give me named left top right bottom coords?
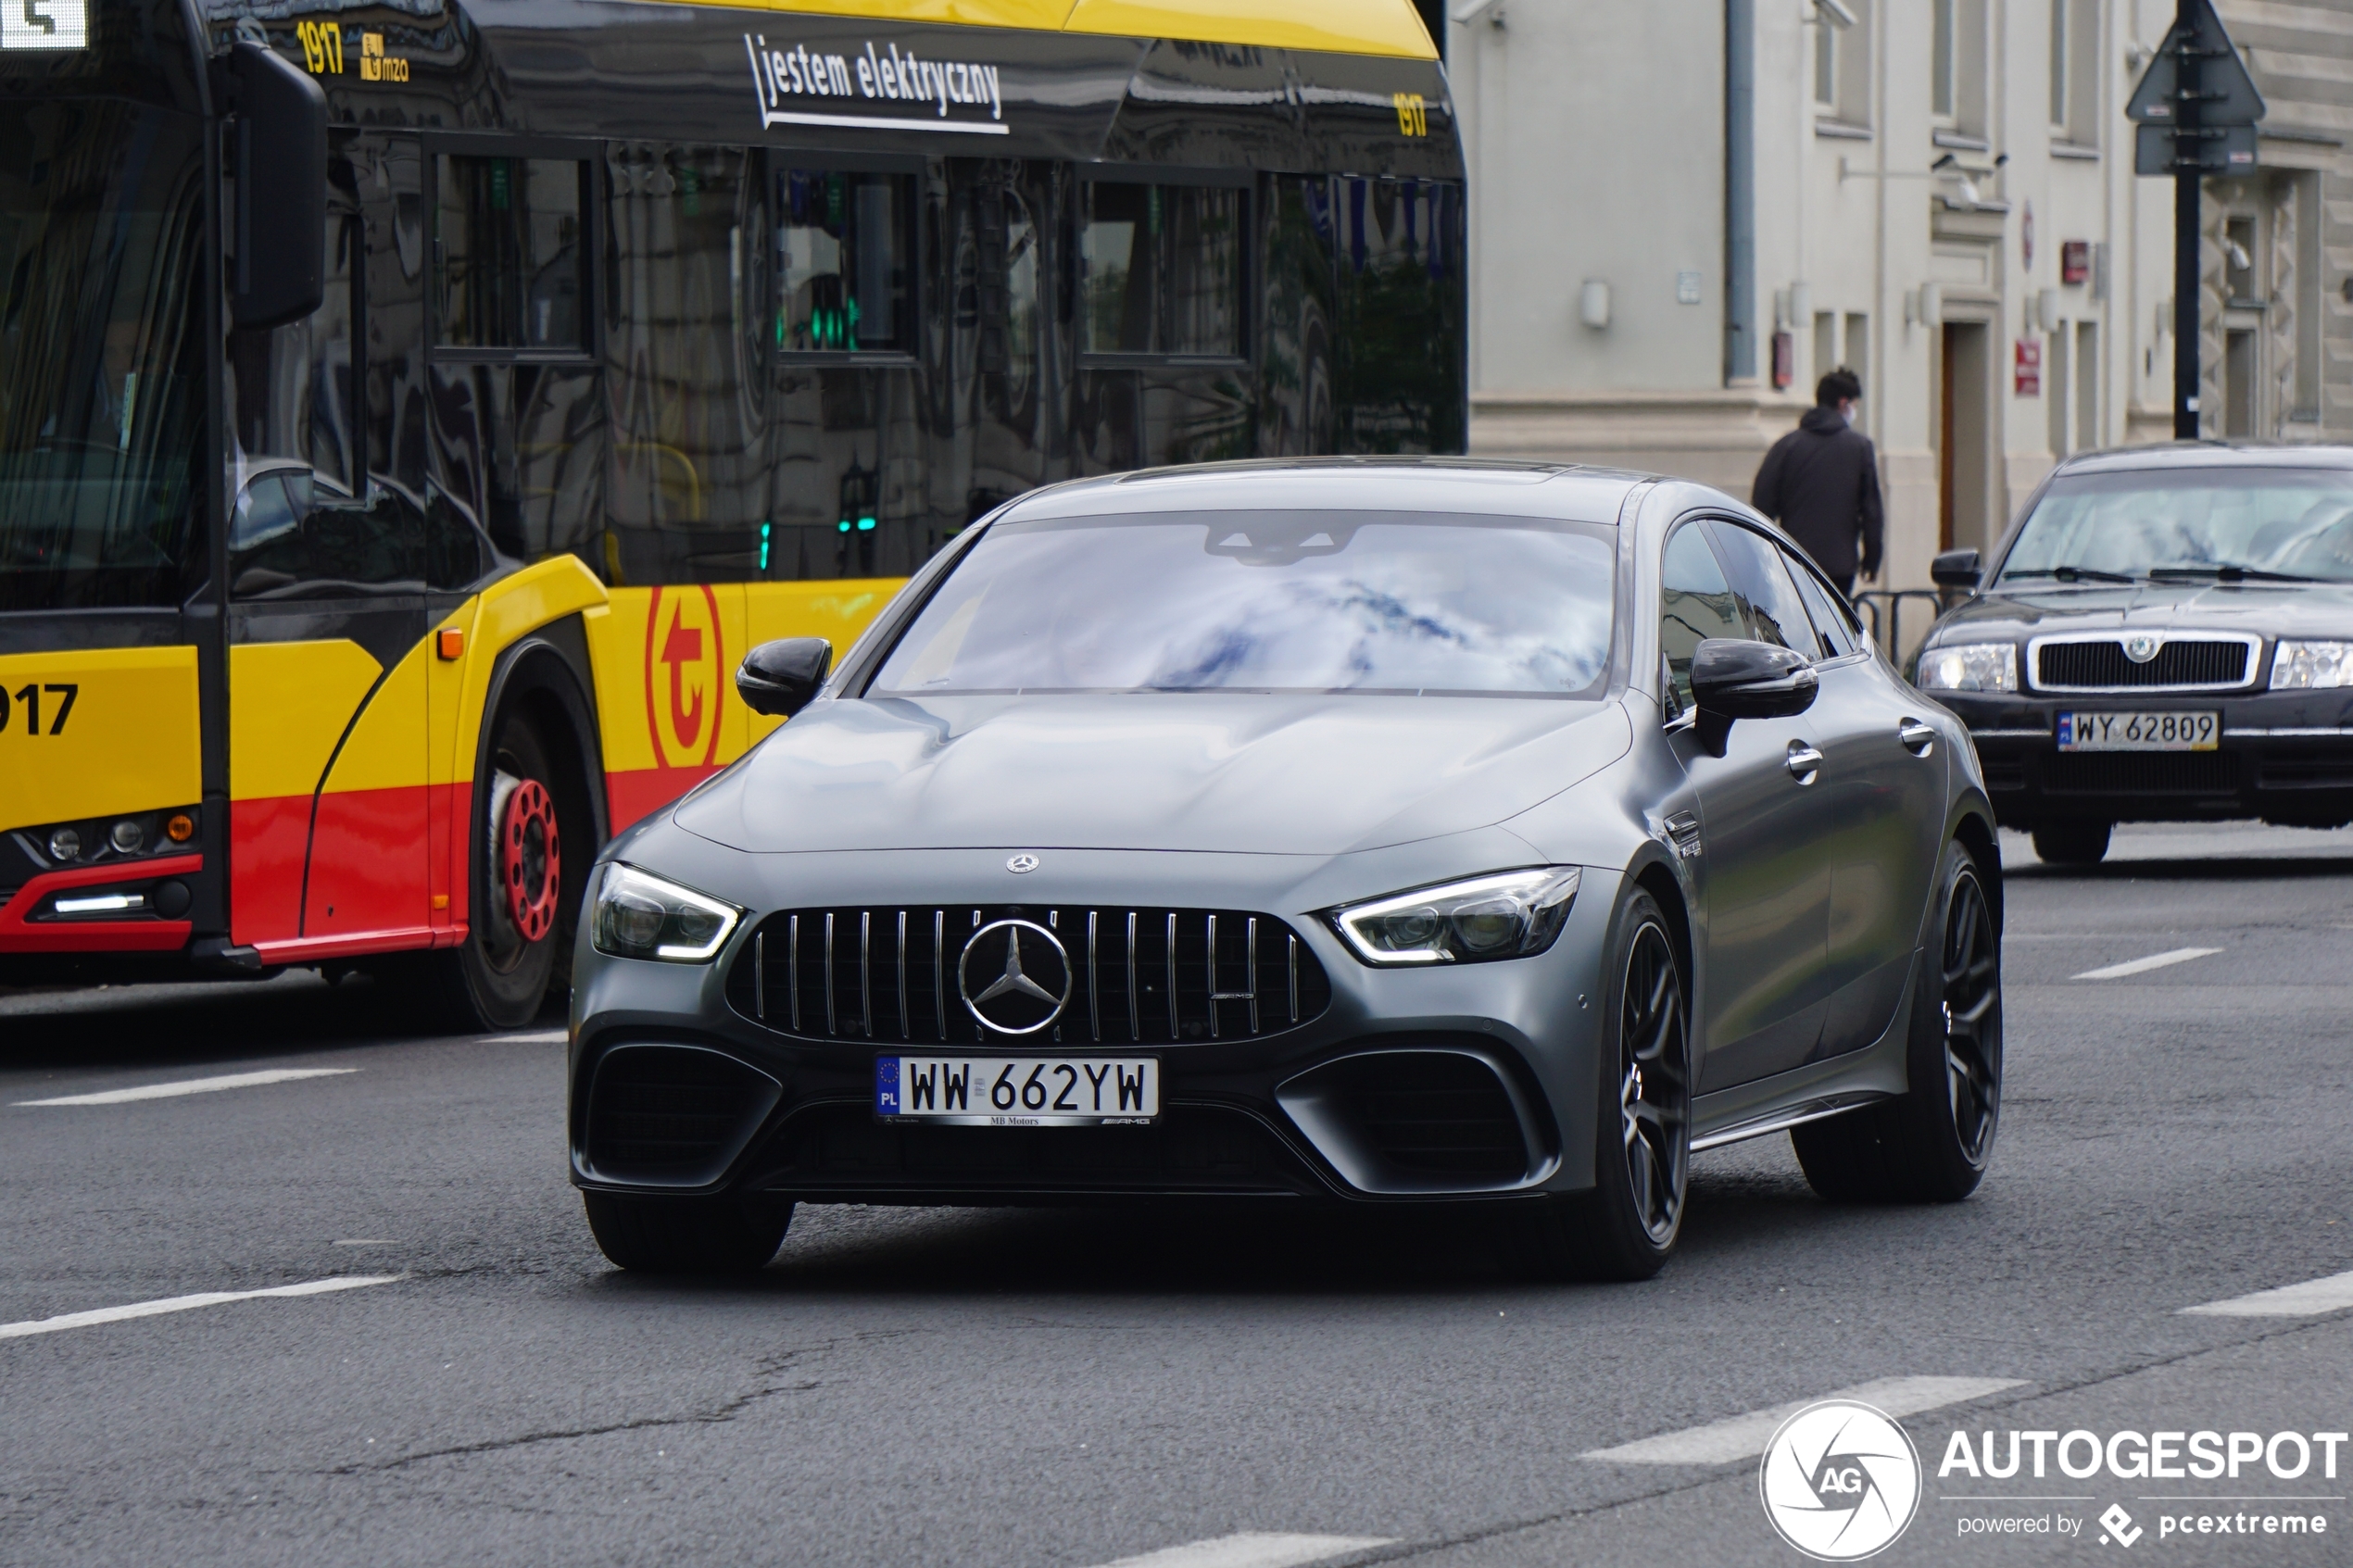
left=1752, top=368, right=1884, bottom=597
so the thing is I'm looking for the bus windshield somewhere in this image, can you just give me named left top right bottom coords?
left=0, top=99, right=206, bottom=611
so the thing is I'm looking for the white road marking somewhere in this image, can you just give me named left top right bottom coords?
left=2070, top=947, right=2222, bottom=981
left=0, top=1274, right=402, bottom=1340
left=2182, top=1269, right=2353, bottom=1317
left=333, top=1239, right=397, bottom=1247
left=1085, top=1534, right=1395, bottom=1568
left=1579, top=1375, right=2025, bottom=1465
left=14, top=1067, right=358, bottom=1106
left=494, top=1030, right=568, bottom=1044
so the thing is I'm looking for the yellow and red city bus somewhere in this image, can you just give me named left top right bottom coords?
left=0, top=0, right=1466, bottom=1026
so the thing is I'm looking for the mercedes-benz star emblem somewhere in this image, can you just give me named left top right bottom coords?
left=958, top=919, right=1072, bottom=1035
left=2123, top=633, right=2161, bottom=664
left=1006, top=853, right=1039, bottom=873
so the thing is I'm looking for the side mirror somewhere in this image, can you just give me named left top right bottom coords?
left=1690, top=637, right=1818, bottom=756
left=736, top=637, right=833, bottom=719
left=1931, top=547, right=1982, bottom=590
left=218, top=43, right=326, bottom=331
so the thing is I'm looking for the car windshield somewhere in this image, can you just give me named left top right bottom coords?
left=1999, top=467, right=2353, bottom=585
left=870, top=509, right=1617, bottom=696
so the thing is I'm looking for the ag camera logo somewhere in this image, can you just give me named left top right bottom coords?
left=1759, top=1400, right=1922, bottom=1560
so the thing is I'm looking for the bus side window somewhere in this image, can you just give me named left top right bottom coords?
left=1080, top=181, right=1243, bottom=359
left=436, top=156, right=587, bottom=349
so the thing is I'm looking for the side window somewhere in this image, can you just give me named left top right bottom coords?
left=775, top=167, right=914, bottom=354
left=1081, top=181, right=1244, bottom=358
left=435, top=156, right=588, bottom=349
left=1660, top=522, right=1745, bottom=712
left=1786, top=553, right=1862, bottom=658
left=1705, top=519, right=1821, bottom=659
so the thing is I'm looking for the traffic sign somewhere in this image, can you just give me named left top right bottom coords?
left=2135, top=121, right=2259, bottom=175
left=2127, top=0, right=2265, bottom=129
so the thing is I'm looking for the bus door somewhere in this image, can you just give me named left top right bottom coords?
left=227, top=132, right=436, bottom=957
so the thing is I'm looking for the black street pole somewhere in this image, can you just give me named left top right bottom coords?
left=2173, top=0, right=2202, bottom=439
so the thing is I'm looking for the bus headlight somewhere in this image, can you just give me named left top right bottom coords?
left=591, top=863, right=742, bottom=962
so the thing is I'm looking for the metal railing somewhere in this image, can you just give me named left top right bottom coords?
left=1852, top=588, right=1957, bottom=671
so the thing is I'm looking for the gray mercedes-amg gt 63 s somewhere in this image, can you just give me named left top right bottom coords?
left=570, top=460, right=2004, bottom=1280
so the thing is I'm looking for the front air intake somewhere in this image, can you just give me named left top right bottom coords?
left=582, top=1045, right=780, bottom=1186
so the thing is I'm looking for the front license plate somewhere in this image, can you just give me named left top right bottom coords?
left=875, top=1055, right=1161, bottom=1126
left=2057, top=711, right=2220, bottom=751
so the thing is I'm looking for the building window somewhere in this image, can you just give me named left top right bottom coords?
left=2048, top=0, right=2068, bottom=126
left=1816, top=16, right=1837, bottom=107
left=1932, top=0, right=1986, bottom=134
left=1932, top=0, right=1955, bottom=118
left=1081, top=181, right=1245, bottom=359
left=1813, top=1, right=1870, bottom=126
left=774, top=168, right=913, bottom=355
left=435, top=156, right=588, bottom=350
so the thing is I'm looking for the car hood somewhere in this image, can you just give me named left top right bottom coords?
left=673, top=694, right=1633, bottom=857
left=1934, top=581, right=2353, bottom=641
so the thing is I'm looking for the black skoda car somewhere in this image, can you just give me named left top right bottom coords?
left=1918, top=444, right=2353, bottom=862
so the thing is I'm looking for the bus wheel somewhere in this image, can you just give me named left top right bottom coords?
left=424, top=716, right=573, bottom=1032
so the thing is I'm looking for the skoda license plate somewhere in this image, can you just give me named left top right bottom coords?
left=2057, top=711, right=2219, bottom=751
left=875, top=1055, right=1160, bottom=1126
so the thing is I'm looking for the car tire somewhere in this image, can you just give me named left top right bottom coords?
left=583, top=1191, right=794, bottom=1274
left=1512, top=887, right=1692, bottom=1282
left=411, top=715, right=575, bottom=1032
left=1792, top=838, right=2002, bottom=1203
left=2031, top=820, right=2110, bottom=865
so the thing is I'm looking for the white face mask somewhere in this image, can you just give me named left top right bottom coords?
left=1843, top=407, right=1855, bottom=426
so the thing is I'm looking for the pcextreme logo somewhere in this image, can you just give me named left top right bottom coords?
left=642, top=584, right=724, bottom=770
left=1760, top=1400, right=1923, bottom=1561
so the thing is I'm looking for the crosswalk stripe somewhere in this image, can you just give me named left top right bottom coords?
left=1085, top=1533, right=1394, bottom=1568
left=2182, top=1268, right=2353, bottom=1317
left=1579, top=1375, right=2025, bottom=1465
left=2070, top=947, right=2221, bottom=981
left=15, top=1067, right=358, bottom=1106
left=0, top=1274, right=404, bottom=1340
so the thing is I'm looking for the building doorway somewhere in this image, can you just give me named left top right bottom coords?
left=1939, top=320, right=1992, bottom=551
left=2224, top=328, right=2258, bottom=437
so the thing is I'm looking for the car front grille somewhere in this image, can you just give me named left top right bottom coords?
left=2033, top=638, right=2251, bottom=690
left=728, top=905, right=1334, bottom=1045
left=2042, top=751, right=2242, bottom=795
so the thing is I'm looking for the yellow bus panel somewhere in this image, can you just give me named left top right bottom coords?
left=0, top=646, right=202, bottom=834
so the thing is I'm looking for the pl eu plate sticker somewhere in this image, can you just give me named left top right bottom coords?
left=875, top=1056, right=900, bottom=1115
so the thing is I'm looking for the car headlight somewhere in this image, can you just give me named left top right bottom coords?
left=2271, top=640, right=2353, bottom=690
left=591, top=863, right=743, bottom=962
left=1917, top=642, right=2019, bottom=693
left=1328, top=867, right=1582, bottom=966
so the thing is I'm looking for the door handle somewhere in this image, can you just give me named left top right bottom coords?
left=1785, top=741, right=1823, bottom=784
left=1899, top=718, right=1937, bottom=757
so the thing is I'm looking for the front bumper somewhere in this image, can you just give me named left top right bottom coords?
left=1939, top=689, right=2353, bottom=827
left=567, top=849, right=1619, bottom=1208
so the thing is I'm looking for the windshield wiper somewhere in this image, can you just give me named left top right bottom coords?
left=2000, top=565, right=2138, bottom=584
left=2146, top=562, right=2322, bottom=584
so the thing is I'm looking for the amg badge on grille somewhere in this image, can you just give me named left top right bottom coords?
left=959, top=919, right=1072, bottom=1035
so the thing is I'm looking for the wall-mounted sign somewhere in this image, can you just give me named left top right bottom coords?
left=2014, top=338, right=2043, bottom=396
left=2061, top=240, right=2090, bottom=285
left=2, top=0, right=86, bottom=49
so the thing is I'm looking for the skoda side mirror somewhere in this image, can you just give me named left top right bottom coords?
left=217, top=42, right=328, bottom=331
left=1690, top=637, right=1818, bottom=756
left=736, top=637, right=832, bottom=719
left=1931, top=547, right=1982, bottom=590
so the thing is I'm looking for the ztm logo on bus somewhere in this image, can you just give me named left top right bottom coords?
left=642, top=585, right=724, bottom=770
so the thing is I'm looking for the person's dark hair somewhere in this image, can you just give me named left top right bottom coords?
left=1817, top=368, right=1862, bottom=408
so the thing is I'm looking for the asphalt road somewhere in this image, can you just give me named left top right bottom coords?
left=6, top=820, right=2353, bottom=1567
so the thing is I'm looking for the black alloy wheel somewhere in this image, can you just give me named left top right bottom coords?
left=1617, top=918, right=1692, bottom=1246
left=2031, top=820, right=2110, bottom=865
left=1793, top=839, right=2003, bottom=1202
left=1511, top=887, right=1692, bottom=1282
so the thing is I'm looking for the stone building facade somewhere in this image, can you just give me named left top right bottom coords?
left=1447, top=0, right=2353, bottom=621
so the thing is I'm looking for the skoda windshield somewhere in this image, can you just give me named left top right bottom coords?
left=1998, top=467, right=2353, bottom=586
left=870, top=509, right=1618, bottom=697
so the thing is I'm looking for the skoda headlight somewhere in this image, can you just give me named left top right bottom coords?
left=2271, top=640, right=2353, bottom=690
left=1329, top=867, right=1582, bottom=967
left=591, top=863, right=742, bottom=962
left=1917, top=642, right=2019, bottom=693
